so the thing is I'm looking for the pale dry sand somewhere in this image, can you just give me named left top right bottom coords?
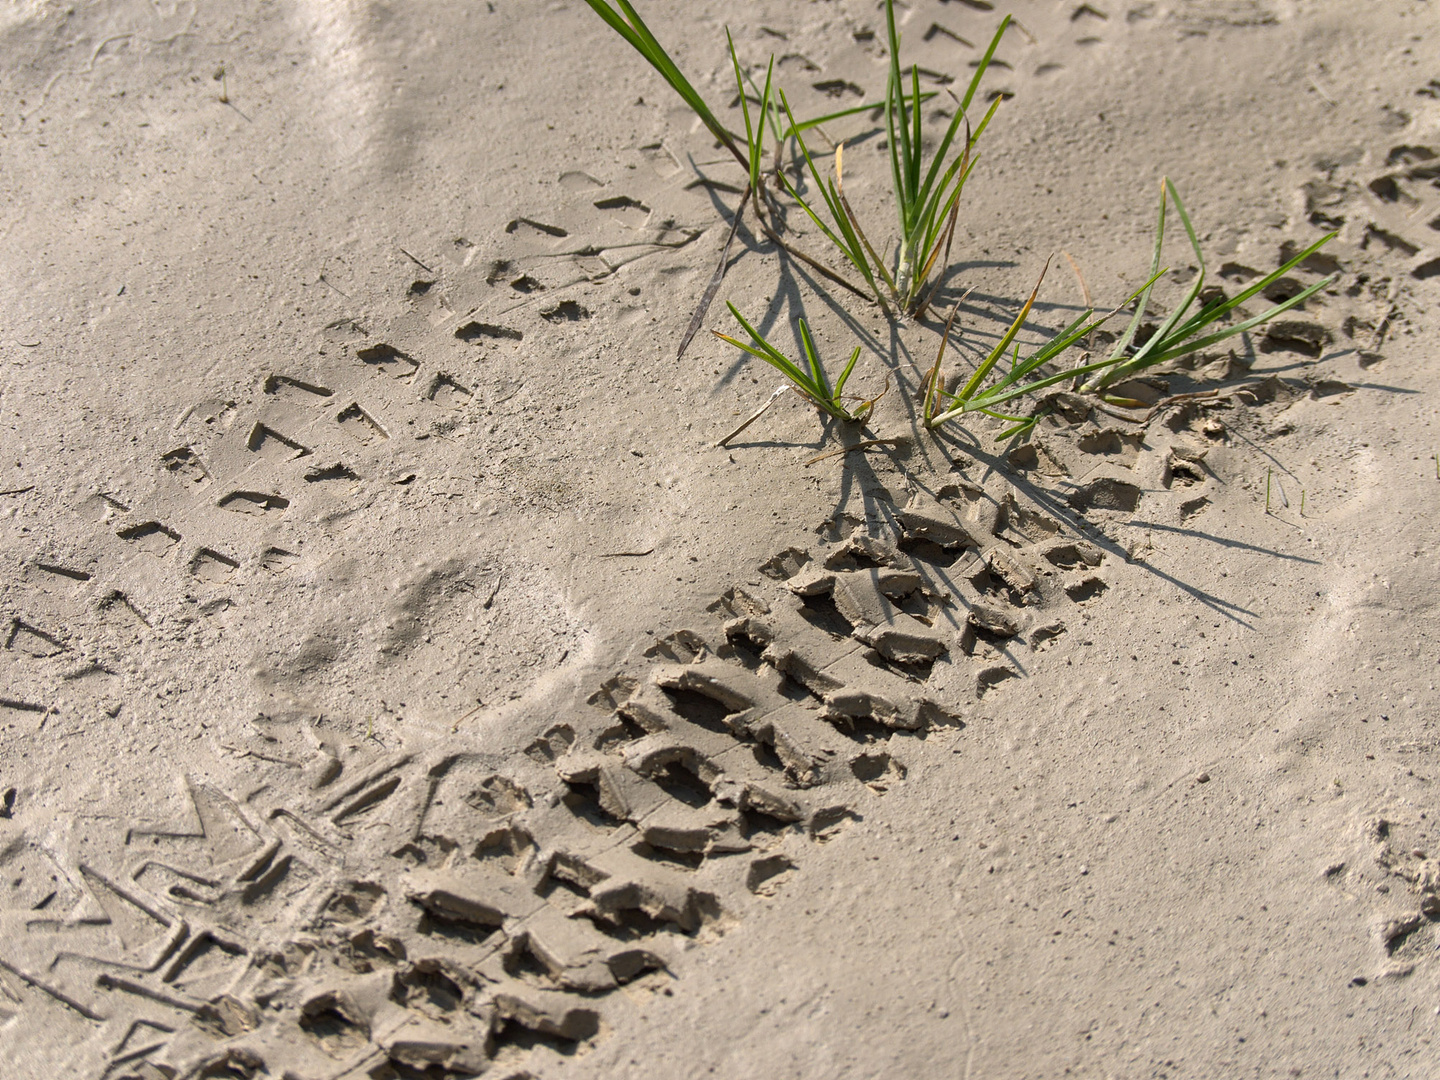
left=1, top=1, right=1438, bottom=1077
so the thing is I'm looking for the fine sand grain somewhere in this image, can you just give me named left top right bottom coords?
left=1, top=1, right=1438, bottom=1076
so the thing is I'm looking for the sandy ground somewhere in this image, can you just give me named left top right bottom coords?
left=1, top=0, right=1438, bottom=1076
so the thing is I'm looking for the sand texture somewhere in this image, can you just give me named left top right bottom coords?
left=1, top=0, right=1439, bottom=1076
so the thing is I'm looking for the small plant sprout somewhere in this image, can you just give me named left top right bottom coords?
left=713, top=303, right=876, bottom=424
left=775, top=6, right=1010, bottom=318
left=1082, top=178, right=1339, bottom=393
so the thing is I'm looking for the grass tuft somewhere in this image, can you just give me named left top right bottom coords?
left=927, top=179, right=1338, bottom=438
left=1082, top=179, right=1338, bottom=391
left=923, top=261, right=1160, bottom=433
left=776, top=3, right=1010, bottom=317
left=713, top=304, right=874, bottom=424
left=582, top=5, right=1342, bottom=452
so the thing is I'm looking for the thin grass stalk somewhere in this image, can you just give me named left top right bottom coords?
left=729, top=35, right=774, bottom=193
left=799, top=319, right=832, bottom=400
left=779, top=93, right=936, bottom=140
left=1099, top=179, right=1210, bottom=380
left=775, top=91, right=888, bottom=306
left=916, top=134, right=971, bottom=285
left=834, top=143, right=898, bottom=295
left=912, top=185, right=965, bottom=322
left=749, top=184, right=875, bottom=302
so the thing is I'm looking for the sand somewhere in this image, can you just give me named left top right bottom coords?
left=1, top=0, right=1438, bottom=1076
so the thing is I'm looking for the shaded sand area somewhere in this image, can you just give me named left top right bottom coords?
left=1, top=1, right=1438, bottom=1075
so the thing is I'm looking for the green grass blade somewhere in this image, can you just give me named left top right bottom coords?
left=742, top=61, right=783, bottom=142
left=777, top=99, right=889, bottom=303
left=926, top=274, right=1161, bottom=430
left=1105, top=179, right=1208, bottom=382
left=778, top=93, right=850, bottom=223
left=827, top=180, right=889, bottom=297
left=978, top=407, right=1031, bottom=423
left=776, top=93, right=878, bottom=290
left=835, top=345, right=862, bottom=397
left=884, top=3, right=918, bottom=218
left=582, top=0, right=651, bottom=54
left=713, top=332, right=814, bottom=389
left=1220, top=232, right=1337, bottom=315
left=728, top=31, right=760, bottom=189
left=587, top=0, right=746, bottom=167
left=912, top=47, right=1004, bottom=226
left=989, top=311, right=1097, bottom=390
left=996, top=416, right=1040, bottom=440
left=749, top=58, right=775, bottom=192
left=832, top=142, right=895, bottom=295
left=1114, top=179, right=1168, bottom=360
left=717, top=309, right=818, bottom=395
left=780, top=92, right=937, bottom=138
left=1087, top=179, right=1167, bottom=389
left=956, top=260, right=1047, bottom=403
left=798, top=318, right=832, bottom=399
left=758, top=59, right=776, bottom=158
left=916, top=149, right=977, bottom=269
left=1159, top=231, right=1338, bottom=348
left=914, top=197, right=960, bottom=308
left=714, top=331, right=813, bottom=389
left=922, top=291, right=970, bottom=424
left=885, top=68, right=909, bottom=228
left=967, top=92, right=1003, bottom=145
left=1141, top=275, right=1336, bottom=368
left=723, top=303, right=802, bottom=368
left=777, top=169, right=862, bottom=277
left=958, top=15, right=1010, bottom=117
left=909, top=65, right=924, bottom=210
left=911, top=109, right=972, bottom=230
left=972, top=356, right=1130, bottom=409
left=836, top=176, right=899, bottom=296
left=612, top=0, right=741, bottom=162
